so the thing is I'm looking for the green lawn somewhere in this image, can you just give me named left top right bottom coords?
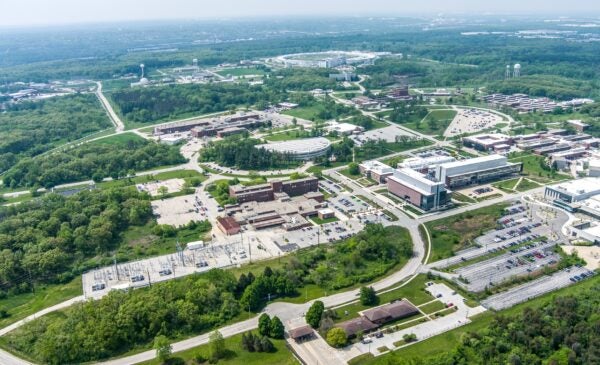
left=508, top=153, right=569, bottom=184
left=418, top=300, right=446, bottom=314
left=281, top=102, right=357, bottom=122
left=97, top=169, right=206, bottom=190
left=333, top=274, right=436, bottom=324
left=138, top=332, right=297, bottom=365
left=92, top=132, right=147, bottom=145
left=492, top=178, right=520, bottom=192
left=310, top=216, right=340, bottom=225
left=401, top=109, right=457, bottom=136
left=216, top=68, right=266, bottom=77
left=0, top=277, right=82, bottom=328
left=425, top=203, right=508, bottom=263
left=262, top=130, right=312, bottom=142
left=116, top=220, right=212, bottom=260
left=515, top=178, right=542, bottom=191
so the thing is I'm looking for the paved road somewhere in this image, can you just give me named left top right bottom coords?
left=95, top=81, right=125, bottom=132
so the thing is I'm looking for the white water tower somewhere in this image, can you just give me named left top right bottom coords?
left=192, top=58, right=198, bottom=68
left=140, top=64, right=145, bottom=78
left=513, top=63, right=521, bottom=78
left=505, top=65, right=511, bottom=79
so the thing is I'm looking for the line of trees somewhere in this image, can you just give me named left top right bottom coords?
left=199, top=137, right=300, bottom=170
left=2, top=139, right=186, bottom=188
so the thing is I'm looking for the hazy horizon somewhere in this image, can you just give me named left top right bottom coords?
left=2, top=0, right=600, bottom=28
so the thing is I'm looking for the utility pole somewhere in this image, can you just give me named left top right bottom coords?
left=114, top=255, right=120, bottom=281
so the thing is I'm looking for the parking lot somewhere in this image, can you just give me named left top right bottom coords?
left=444, top=108, right=504, bottom=138
left=152, top=187, right=221, bottom=227
left=454, top=240, right=560, bottom=292
left=350, top=125, right=414, bottom=146
left=271, top=219, right=365, bottom=251
left=481, top=266, right=594, bottom=310
left=137, top=178, right=185, bottom=197
left=430, top=202, right=568, bottom=270
left=328, top=195, right=373, bottom=217
left=319, top=179, right=344, bottom=195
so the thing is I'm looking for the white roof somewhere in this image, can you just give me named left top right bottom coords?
left=360, top=160, right=394, bottom=174
left=390, top=168, right=444, bottom=196
left=550, top=177, right=600, bottom=196
left=439, top=154, right=506, bottom=170
left=256, top=137, right=331, bottom=155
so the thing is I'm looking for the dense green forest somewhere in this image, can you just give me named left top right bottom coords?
left=0, top=94, right=111, bottom=173
left=110, top=83, right=286, bottom=124
left=371, top=281, right=600, bottom=365
left=486, top=75, right=594, bottom=100
left=2, top=138, right=186, bottom=188
left=199, top=137, right=301, bottom=170
left=266, top=68, right=355, bottom=92
left=0, top=188, right=152, bottom=294
left=3, top=224, right=412, bottom=364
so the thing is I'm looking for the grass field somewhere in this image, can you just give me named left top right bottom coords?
left=263, top=130, right=312, bottom=142
left=425, top=203, right=508, bottom=263
left=92, top=132, right=147, bottom=145
left=332, top=275, right=436, bottom=324
left=395, top=109, right=457, bottom=136
left=492, top=178, right=520, bottom=192
left=138, top=332, right=297, bottom=365
left=508, top=153, right=569, bottom=184
left=310, top=216, right=340, bottom=225
left=0, top=277, right=82, bottom=328
left=418, top=300, right=446, bottom=314
left=97, top=169, right=206, bottom=190
left=515, top=178, right=542, bottom=191
left=281, top=102, right=357, bottom=122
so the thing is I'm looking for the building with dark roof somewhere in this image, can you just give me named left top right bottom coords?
left=361, top=300, right=419, bottom=325
left=337, top=317, right=379, bottom=337
left=216, top=216, right=241, bottom=236
left=288, top=325, right=314, bottom=342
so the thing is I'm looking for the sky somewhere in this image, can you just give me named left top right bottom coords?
left=2, top=0, right=600, bottom=27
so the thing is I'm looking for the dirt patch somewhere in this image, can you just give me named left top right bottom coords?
left=128, top=234, right=159, bottom=249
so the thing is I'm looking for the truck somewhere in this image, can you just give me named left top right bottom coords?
left=187, top=241, right=204, bottom=250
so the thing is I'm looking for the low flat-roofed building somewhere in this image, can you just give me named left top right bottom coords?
left=463, top=133, right=513, bottom=151
left=229, top=177, right=319, bottom=203
left=318, top=208, right=335, bottom=220
left=359, top=160, right=394, bottom=183
left=545, top=177, right=600, bottom=203
left=226, top=195, right=326, bottom=231
left=589, top=159, right=600, bottom=177
left=435, top=154, right=522, bottom=189
left=216, top=216, right=241, bottom=236
left=573, top=195, right=600, bottom=220
left=567, top=120, right=590, bottom=132
left=325, top=121, right=363, bottom=135
left=387, top=168, right=450, bottom=211
left=534, top=143, right=572, bottom=156
left=399, top=155, right=456, bottom=173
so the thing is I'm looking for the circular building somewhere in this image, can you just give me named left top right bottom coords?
left=275, top=51, right=383, bottom=68
left=256, top=137, right=331, bottom=160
